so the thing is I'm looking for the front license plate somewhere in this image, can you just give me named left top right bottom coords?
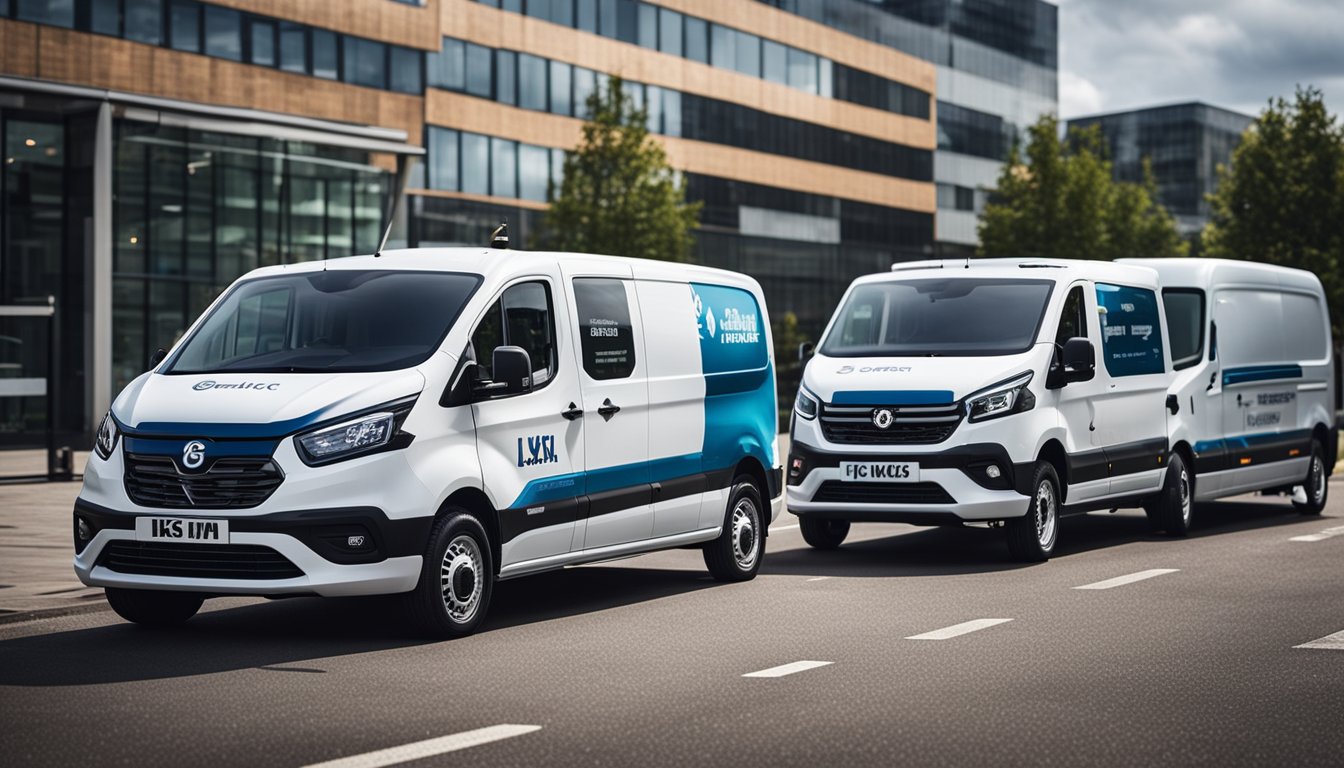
left=840, top=461, right=920, bottom=483
left=135, top=517, right=229, bottom=544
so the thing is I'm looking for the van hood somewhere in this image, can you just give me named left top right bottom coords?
left=111, top=369, right=426, bottom=438
left=802, top=348, right=1046, bottom=404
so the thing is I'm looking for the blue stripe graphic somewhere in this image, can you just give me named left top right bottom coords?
left=830, top=390, right=955, bottom=406
left=1193, top=430, right=1303, bottom=454
left=1222, top=365, right=1303, bottom=386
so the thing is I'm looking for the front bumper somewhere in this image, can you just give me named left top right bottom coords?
left=786, top=442, right=1032, bottom=524
left=72, top=499, right=429, bottom=597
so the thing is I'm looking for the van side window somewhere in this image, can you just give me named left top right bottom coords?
left=574, top=278, right=636, bottom=380
left=1096, top=283, right=1165, bottom=377
left=1162, top=289, right=1205, bottom=370
left=1054, top=286, right=1087, bottom=348
left=470, top=281, right=557, bottom=386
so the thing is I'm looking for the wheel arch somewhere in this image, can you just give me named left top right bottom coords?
left=1036, top=439, right=1069, bottom=501
left=1311, top=422, right=1335, bottom=472
left=732, top=455, right=770, bottom=535
left=442, top=486, right=501, bottom=575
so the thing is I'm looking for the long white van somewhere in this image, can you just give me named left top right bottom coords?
left=73, top=249, right=782, bottom=636
left=788, top=258, right=1185, bottom=561
left=1120, top=258, right=1335, bottom=520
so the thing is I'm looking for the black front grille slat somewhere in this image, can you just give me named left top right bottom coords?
left=124, top=452, right=283, bottom=509
left=813, top=481, right=955, bottom=505
left=99, top=541, right=303, bottom=580
left=820, top=402, right=964, bottom=445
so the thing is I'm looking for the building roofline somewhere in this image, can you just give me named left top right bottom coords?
left=1065, top=101, right=1255, bottom=124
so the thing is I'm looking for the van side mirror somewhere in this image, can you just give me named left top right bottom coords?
left=472, top=346, right=532, bottom=399
left=798, top=341, right=815, bottom=365
left=1048, top=337, right=1095, bottom=388
left=149, top=348, right=168, bottom=368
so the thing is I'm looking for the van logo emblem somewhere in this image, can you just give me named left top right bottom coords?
left=872, top=409, right=895, bottom=429
left=182, top=441, right=206, bottom=470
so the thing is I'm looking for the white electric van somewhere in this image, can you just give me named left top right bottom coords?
left=788, top=258, right=1185, bottom=561
left=1120, top=258, right=1335, bottom=522
left=73, top=249, right=782, bottom=636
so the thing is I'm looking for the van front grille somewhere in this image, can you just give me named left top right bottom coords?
left=819, top=402, right=963, bottom=444
left=124, top=454, right=284, bottom=509
left=98, top=541, right=303, bottom=580
left=813, top=481, right=955, bottom=505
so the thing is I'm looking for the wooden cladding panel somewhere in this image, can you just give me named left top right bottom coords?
left=426, top=90, right=935, bottom=213
left=442, top=1, right=934, bottom=149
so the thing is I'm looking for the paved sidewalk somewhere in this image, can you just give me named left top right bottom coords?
left=0, top=480, right=103, bottom=620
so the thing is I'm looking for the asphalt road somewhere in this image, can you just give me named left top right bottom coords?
left=3, top=485, right=1343, bottom=767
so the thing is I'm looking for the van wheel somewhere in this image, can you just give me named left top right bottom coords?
left=105, top=588, right=203, bottom=627
left=404, top=510, right=494, bottom=638
left=704, top=477, right=764, bottom=582
left=799, top=517, right=850, bottom=549
left=1293, top=440, right=1328, bottom=515
left=1146, top=452, right=1193, bottom=536
left=1006, top=463, right=1059, bottom=562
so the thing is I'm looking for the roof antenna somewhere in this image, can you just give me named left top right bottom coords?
left=490, top=220, right=509, bottom=250
left=965, top=254, right=971, bottom=269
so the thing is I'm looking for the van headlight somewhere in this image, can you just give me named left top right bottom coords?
left=294, top=401, right=415, bottom=466
left=794, top=387, right=819, bottom=420
left=94, top=411, right=120, bottom=459
left=966, top=372, right=1036, bottom=423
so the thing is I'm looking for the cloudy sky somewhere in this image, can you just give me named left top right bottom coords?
left=1057, top=0, right=1344, bottom=119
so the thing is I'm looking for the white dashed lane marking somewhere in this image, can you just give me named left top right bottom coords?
left=300, top=725, right=542, bottom=768
left=806, top=576, right=830, bottom=582
left=1074, top=569, right=1180, bottom=590
left=1295, top=629, right=1344, bottom=651
left=742, top=660, right=834, bottom=678
left=906, top=618, right=1013, bottom=640
left=1290, top=525, right=1344, bottom=543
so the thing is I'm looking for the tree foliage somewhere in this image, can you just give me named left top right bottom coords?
left=543, top=75, right=701, bottom=261
left=979, top=114, right=1187, bottom=261
left=1203, top=86, right=1344, bottom=341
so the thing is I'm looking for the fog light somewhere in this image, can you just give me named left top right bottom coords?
left=347, top=535, right=366, bottom=548
left=985, top=464, right=1002, bottom=480
left=76, top=517, right=93, bottom=542
left=789, top=456, right=804, bottom=478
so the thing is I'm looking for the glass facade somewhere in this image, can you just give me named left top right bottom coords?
left=109, top=122, right=391, bottom=393
left=1067, top=103, right=1254, bottom=234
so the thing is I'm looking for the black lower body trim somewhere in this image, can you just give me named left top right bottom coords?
left=789, top=441, right=1021, bottom=493
left=1192, top=428, right=1314, bottom=475
left=73, top=499, right=432, bottom=565
left=789, top=507, right=967, bottom=527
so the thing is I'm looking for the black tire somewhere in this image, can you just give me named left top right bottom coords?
left=105, top=587, right=203, bottom=627
left=403, top=510, right=494, bottom=639
left=1293, top=440, right=1328, bottom=515
left=1145, top=452, right=1194, bottom=536
left=1006, top=462, right=1060, bottom=562
left=703, top=477, right=764, bottom=581
left=799, top=517, right=850, bottom=550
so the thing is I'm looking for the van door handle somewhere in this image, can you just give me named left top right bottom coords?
left=561, top=403, right=584, bottom=420
left=598, top=398, right=621, bottom=420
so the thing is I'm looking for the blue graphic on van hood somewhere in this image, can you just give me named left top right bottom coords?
left=111, top=369, right=424, bottom=438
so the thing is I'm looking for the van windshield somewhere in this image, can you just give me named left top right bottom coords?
left=820, top=278, right=1054, bottom=357
left=166, top=270, right=481, bottom=374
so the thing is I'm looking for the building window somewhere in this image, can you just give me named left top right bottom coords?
left=787, top=48, right=817, bottom=94
left=15, top=0, right=74, bottom=27
left=203, top=7, right=242, bottom=61
left=549, top=60, right=572, bottom=117
left=311, top=29, right=339, bottom=80
left=490, top=137, right=518, bottom=198
left=124, top=0, right=160, bottom=45
left=519, top=144, right=550, bottom=202
left=169, top=0, right=200, bottom=53
left=576, top=0, right=596, bottom=33
left=248, top=19, right=276, bottom=67
left=573, top=66, right=597, bottom=118
left=762, top=40, right=786, bottom=85
left=431, top=38, right=465, bottom=90
left=88, top=0, right=120, bottom=35
left=495, top=50, right=517, bottom=105
left=464, top=42, right=492, bottom=97
left=615, top=0, right=636, bottom=44
left=598, top=0, right=615, bottom=38
left=461, top=133, right=489, bottom=195
left=637, top=3, right=656, bottom=49
left=279, top=23, right=307, bottom=74
left=428, top=127, right=460, bottom=191
left=389, top=45, right=421, bottom=93
left=684, top=17, right=708, bottom=64
left=518, top=54, right=547, bottom=111
left=344, top=36, right=388, bottom=89
left=734, top=31, right=760, bottom=78
left=658, top=8, right=682, bottom=57
left=709, top=24, right=733, bottom=70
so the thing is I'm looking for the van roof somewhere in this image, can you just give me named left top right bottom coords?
left=877, top=257, right=1160, bottom=288
left=236, top=247, right=764, bottom=292
left=1118, top=257, right=1325, bottom=294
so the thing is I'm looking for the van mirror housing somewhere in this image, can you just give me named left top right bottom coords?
left=488, top=346, right=533, bottom=397
left=798, top=341, right=816, bottom=364
left=1060, top=337, right=1095, bottom=384
left=148, top=347, right=168, bottom=368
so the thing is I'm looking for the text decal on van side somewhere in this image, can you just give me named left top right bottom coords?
left=517, top=435, right=559, bottom=467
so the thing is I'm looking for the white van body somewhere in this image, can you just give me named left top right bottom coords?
left=788, top=258, right=1180, bottom=560
left=73, top=249, right=781, bottom=634
left=1121, top=258, right=1335, bottom=509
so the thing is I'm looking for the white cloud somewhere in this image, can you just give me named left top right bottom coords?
left=1060, top=70, right=1103, bottom=116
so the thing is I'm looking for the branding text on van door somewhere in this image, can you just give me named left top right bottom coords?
left=517, top=435, right=559, bottom=467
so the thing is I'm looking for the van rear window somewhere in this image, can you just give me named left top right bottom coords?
left=574, top=278, right=637, bottom=380
left=1096, top=283, right=1165, bottom=377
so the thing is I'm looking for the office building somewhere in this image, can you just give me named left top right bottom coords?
left=1067, top=102, right=1254, bottom=235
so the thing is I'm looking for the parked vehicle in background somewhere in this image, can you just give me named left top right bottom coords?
left=1121, top=258, right=1335, bottom=522
left=73, top=248, right=781, bottom=637
left=788, top=258, right=1182, bottom=561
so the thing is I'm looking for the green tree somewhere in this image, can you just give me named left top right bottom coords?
left=979, top=114, right=1187, bottom=261
left=1204, top=86, right=1344, bottom=341
left=543, top=75, right=701, bottom=261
